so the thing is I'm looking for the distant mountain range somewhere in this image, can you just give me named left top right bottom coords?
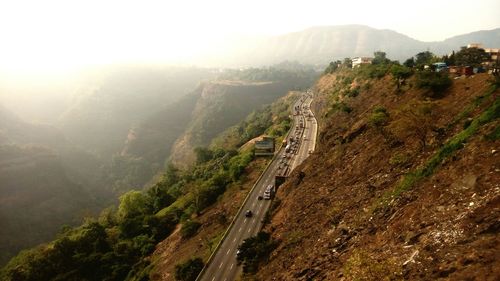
left=205, top=25, right=500, bottom=66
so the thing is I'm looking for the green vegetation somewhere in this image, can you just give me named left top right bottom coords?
left=218, top=66, right=317, bottom=88
left=455, top=46, right=490, bottom=67
left=369, top=106, right=389, bottom=128
left=211, top=93, right=298, bottom=150
left=389, top=152, right=410, bottom=166
left=344, top=249, right=402, bottom=281
left=0, top=144, right=258, bottom=280
left=389, top=64, right=413, bottom=90
left=415, top=71, right=452, bottom=98
left=331, top=102, right=353, bottom=114
left=236, top=232, right=277, bottom=274
left=371, top=51, right=391, bottom=65
left=447, top=85, right=497, bottom=129
left=174, top=258, right=204, bottom=281
left=180, top=220, right=202, bottom=239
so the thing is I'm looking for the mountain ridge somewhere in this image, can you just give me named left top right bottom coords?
left=204, top=25, right=500, bottom=66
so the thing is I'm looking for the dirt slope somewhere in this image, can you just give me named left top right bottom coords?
left=256, top=73, right=499, bottom=280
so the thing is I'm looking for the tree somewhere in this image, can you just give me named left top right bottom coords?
left=174, top=258, right=204, bottom=281
left=180, top=220, right=202, bottom=239
left=372, top=51, right=390, bottom=65
left=415, top=71, right=452, bottom=98
left=403, top=57, right=415, bottom=68
left=117, top=191, right=152, bottom=220
left=343, top=58, right=353, bottom=68
left=443, top=51, right=456, bottom=65
left=236, top=232, right=277, bottom=274
left=455, top=47, right=490, bottom=67
left=324, top=61, right=340, bottom=74
left=194, top=147, right=213, bottom=164
left=390, top=64, right=412, bottom=89
left=389, top=101, right=437, bottom=150
left=415, top=51, right=434, bottom=67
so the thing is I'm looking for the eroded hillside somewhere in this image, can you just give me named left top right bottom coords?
left=256, top=71, right=499, bottom=280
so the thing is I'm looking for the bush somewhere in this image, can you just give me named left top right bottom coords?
left=174, top=257, right=204, bottom=281
left=237, top=232, right=277, bottom=274
left=369, top=106, right=389, bottom=128
left=346, top=87, right=360, bottom=98
left=415, top=71, right=452, bottom=98
left=181, top=220, right=201, bottom=239
left=344, top=249, right=402, bottom=280
left=332, top=102, right=352, bottom=114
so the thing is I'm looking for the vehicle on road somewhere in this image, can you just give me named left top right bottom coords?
left=245, top=210, right=253, bottom=217
left=264, top=185, right=274, bottom=200
left=258, top=195, right=263, bottom=200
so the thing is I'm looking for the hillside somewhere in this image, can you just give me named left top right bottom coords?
left=0, top=90, right=300, bottom=281
left=148, top=92, right=300, bottom=280
left=58, top=66, right=214, bottom=158
left=254, top=68, right=499, bottom=279
left=0, top=144, right=98, bottom=265
left=0, top=106, right=109, bottom=265
left=206, top=25, right=500, bottom=66
left=170, top=69, right=317, bottom=167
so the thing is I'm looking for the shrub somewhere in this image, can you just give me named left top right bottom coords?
left=415, top=71, right=452, bottom=98
left=369, top=106, right=389, bottom=128
left=389, top=152, right=410, bottom=166
left=174, top=257, right=204, bottom=281
left=237, top=232, right=277, bottom=274
left=181, top=220, right=201, bottom=239
left=344, top=249, right=402, bottom=281
left=332, top=102, right=352, bottom=114
left=346, top=87, right=360, bottom=98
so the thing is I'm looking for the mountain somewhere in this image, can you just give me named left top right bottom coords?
left=58, top=66, right=215, bottom=158
left=0, top=106, right=107, bottom=265
left=207, top=25, right=500, bottom=66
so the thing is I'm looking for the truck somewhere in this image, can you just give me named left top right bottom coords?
left=263, top=184, right=275, bottom=200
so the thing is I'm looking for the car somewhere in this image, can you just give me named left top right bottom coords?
left=245, top=210, right=253, bottom=217
left=258, top=195, right=263, bottom=200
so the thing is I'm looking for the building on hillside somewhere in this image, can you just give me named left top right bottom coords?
left=467, top=43, right=483, bottom=49
left=484, top=48, right=499, bottom=61
left=352, top=57, right=373, bottom=68
left=254, top=136, right=275, bottom=156
left=466, top=43, right=500, bottom=69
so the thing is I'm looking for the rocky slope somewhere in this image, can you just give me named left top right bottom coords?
left=256, top=71, right=499, bottom=280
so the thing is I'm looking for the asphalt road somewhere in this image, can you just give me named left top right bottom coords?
left=198, top=92, right=317, bottom=281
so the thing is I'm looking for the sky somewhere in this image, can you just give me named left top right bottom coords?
left=0, top=0, right=499, bottom=75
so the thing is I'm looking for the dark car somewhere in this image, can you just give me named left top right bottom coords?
left=258, top=195, right=263, bottom=200
left=245, top=210, right=253, bottom=217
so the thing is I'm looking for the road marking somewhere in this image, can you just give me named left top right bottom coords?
left=230, top=263, right=234, bottom=270
left=248, top=228, right=251, bottom=233
left=233, top=238, right=236, bottom=242
left=219, top=262, right=223, bottom=269
left=239, top=227, right=242, bottom=232
left=226, top=249, right=230, bottom=255
left=212, top=277, right=216, bottom=281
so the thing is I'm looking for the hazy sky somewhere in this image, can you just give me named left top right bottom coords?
left=1, top=0, right=499, bottom=74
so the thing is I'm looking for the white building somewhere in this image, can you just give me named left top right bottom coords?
left=352, top=57, right=373, bottom=68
